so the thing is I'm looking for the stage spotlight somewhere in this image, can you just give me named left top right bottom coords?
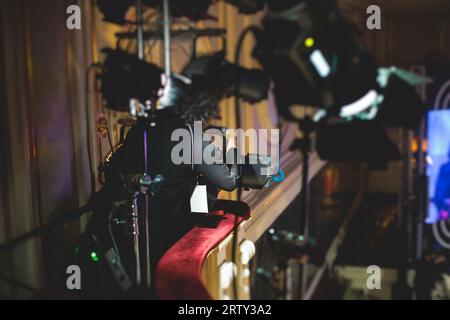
left=181, top=54, right=269, bottom=103
left=316, top=120, right=401, bottom=162
left=376, top=69, right=428, bottom=129
left=158, top=54, right=268, bottom=122
left=252, top=0, right=379, bottom=120
left=99, top=48, right=163, bottom=111
left=297, top=66, right=428, bottom=162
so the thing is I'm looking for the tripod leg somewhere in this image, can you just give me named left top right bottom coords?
left=131, top=196, right=141, bottom=286
left=143, top=193, right=151, bottom=288
left=142, top=127, right=152, bottom=288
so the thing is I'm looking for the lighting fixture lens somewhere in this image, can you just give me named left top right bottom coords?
left=305, top=37, right=315, bottom=48
left=310, top=49, right=331, bottom=78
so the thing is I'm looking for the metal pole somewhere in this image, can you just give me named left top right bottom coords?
left=162, top=0, right=172, bottom=76
left=416, top=117, right=426, bottom=260
left=299, top=150, right=310, bottom=298
left=131, top=195, right=141, bottom=286
left=298, top=118, right=312, bottom=299
left=416, top=68, right=428, bottom=261
left=136, top=0, right=145, bottom=60
left=143, top=129, right=151, bottom=288
left=136, top=0, right=151, bottom=289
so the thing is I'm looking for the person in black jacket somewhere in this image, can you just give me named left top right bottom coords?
left=104, top=108, right=239, bottom=264
left=76, top=62, right=246, bottom=297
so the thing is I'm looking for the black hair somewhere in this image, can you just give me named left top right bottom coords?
left=173, top=75, right=225, bottom=123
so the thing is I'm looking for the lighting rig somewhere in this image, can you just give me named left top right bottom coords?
left=90, top=0, right=431, bottom=296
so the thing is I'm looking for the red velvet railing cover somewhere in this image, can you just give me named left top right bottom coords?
left=156, top=200, right=250, bottom=300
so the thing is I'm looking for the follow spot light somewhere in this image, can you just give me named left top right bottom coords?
left=99, top=48, right=163, bottom=111
left=252, top=0, right=379, bottom=120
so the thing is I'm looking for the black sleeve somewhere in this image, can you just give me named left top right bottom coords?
left=195, top=162, right=239, bottom=192
left=193, top=140, right=239, bottom=192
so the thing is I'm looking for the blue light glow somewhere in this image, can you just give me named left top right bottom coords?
left=426, top=110, right=450, bottom=224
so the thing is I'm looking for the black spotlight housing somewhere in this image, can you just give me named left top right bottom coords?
left=253, top=0, right=379, bottom=120
left=99, top=48, right=163, bottom=111
left=181, top=54, right=270, bottom=104
left=316, top=120, right=401, bottom=162
left=377, top=75, right=427, bottom=130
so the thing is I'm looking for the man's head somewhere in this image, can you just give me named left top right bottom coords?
left=174, top=76, right=223, bottom=123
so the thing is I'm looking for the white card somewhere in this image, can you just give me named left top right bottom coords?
left=190, top=185, right=209, bottom=214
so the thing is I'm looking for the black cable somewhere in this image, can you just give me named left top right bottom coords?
left=234, top=25, right=259, bottom=201
left=231, top=213, right=239, bottom=300
left=78, top=61, right=107, bottom=290
left=230, top=26, right=260, bottom=300
left=0, top=271, right=39, bottom=295
left=0, top=204, right=92, bottom=253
